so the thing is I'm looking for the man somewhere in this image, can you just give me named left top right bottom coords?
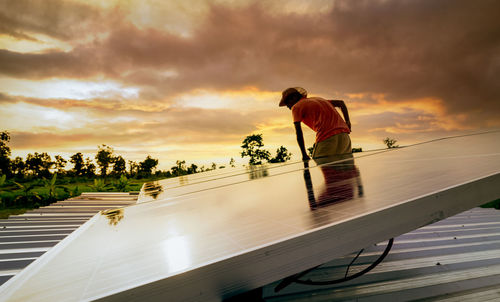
left=279, top=87, right=352, bottom=160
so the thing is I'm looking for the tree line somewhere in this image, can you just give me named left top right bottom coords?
left=0, top=131, right=293, bottom=182
left=0, top=135, right=161, bottom=180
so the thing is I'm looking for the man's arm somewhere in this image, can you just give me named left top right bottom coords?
left=294, top=121, right=310, bottom=160
left=330, top=100, right=351, bottom=131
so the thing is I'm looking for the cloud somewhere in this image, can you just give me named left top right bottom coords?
left=2, top=0, right=500, bottom=166
left=2, top=0, right=499, bottom=127
left=0, top=0, right=104, bottom=41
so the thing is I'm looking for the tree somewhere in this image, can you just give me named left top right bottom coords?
left=241, top=134, right=271, bottom=165
left=43, top=174, right=69, bottom=202
left=89, top=178, right=111, bottom=191
left=54, top=155, right=67, bottom=174
left=170, top=160, right=186, bottom=176
left=113, top=175, right=130, bottom=192
left=383, top=137, right=399, bottom=149
left=0, top=131, right=11, bottom=176
left=83, top=157, right=96, bottom=177
left=211, top=162, right=217, bottom=170
left=26, top=152, right=53, bottom=177
left=128, top=160, right=139, bottom=177
left=70, top=152, right=84, bottom=176
left=95, top=145, right=114, bottom=176
left=13, top=181, right=41, bottom=206
left=139, top=156, right=159, bottom=175
left=112, top=155, right=126, bottom=176
left=269, top=146, right=292, bottom=163
left=11, top=156, right=26, bottom=177
left=187, top=163, right=198, bottom=174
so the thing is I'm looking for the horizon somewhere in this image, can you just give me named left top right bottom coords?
left=1, top=0, right=499, bottom=170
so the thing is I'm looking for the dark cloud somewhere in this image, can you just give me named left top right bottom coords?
left=0, top=0, right=103, bottom=40
left=2, top=0, right=499, bottom=127
left=0, top=48, right=101, bottom=78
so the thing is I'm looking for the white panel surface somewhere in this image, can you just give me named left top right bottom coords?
left=0, top=131, right=499, bottom=301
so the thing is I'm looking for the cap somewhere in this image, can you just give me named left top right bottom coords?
left=279, top=87, right=307, bottom=107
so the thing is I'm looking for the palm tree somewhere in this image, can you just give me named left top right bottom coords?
left=14, top=181, right=41, bottom=207
left=43, top=174, right=69, bottom=202
left=90, top=179, right=111, bottom=192
left=113, top=175, right=130, bottom=192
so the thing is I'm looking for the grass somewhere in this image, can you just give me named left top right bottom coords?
left=0, top=208, right=29, bottom=219
left=0, top=176, right=153, bottom=219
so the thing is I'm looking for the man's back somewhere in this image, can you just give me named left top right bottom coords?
left=292, top=97, right=350, bottom=143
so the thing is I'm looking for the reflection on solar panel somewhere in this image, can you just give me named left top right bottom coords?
left=0, top=131, right=499, bottom=301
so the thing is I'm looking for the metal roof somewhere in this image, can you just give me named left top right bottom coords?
left=0, top=192, right=138, bottom=286
left=2, top=198, right=499, bottom=301
left=262, top=207, right=500, bottom=301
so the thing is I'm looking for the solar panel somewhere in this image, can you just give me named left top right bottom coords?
left=1, top=131, right=499, bottom=301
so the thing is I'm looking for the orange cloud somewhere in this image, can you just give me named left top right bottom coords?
left=1, top=0, right=499, bottom=166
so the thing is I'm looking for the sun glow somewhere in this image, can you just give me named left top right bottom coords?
left=0, top=34, right=73, bottom=53
left=1, top=78, right=139, bottom=100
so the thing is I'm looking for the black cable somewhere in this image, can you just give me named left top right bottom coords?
left=275, top=238, right=394, bottom=292
left=345, top=248, right=364, bottom=278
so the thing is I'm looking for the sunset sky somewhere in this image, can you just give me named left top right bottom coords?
left=1, top=0, right=499, bottom=170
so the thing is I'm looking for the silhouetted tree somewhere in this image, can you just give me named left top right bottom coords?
left=187, top=163, right=198, bottom=174
left=83, top=157, right=96, bottom=177
left=11, top=156, right=26, bottom=177
left=269, top=146, right=292, bottom=163
left=128, top=160, right=139, bottom=177
left=241, top=134, right=271, bottom=165
left=170, top=160, right=186, bottom=176
left=383, top=137, right=399, bottom=149
left=112, top=155, right=126, bottom=176
left=139, top=156, right=159, bottom=176
left=26, top=152, right=53, bottom=177
left=70, top=152, right=84, bottom=176
left=0, top=131, right=11, bottom=176
left=95, top=145, right=114, bottom=176
left=54, top=155, right=67, bottom=174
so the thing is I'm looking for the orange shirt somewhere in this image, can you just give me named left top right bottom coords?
left=292, top=97, right=350, bottom=143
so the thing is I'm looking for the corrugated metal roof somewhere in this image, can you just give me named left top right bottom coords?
left=2, top=197, right=498, bottom=301
left=263, top=207, right=500, bottom=301
left=0, top=192, right=137, bottom=286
